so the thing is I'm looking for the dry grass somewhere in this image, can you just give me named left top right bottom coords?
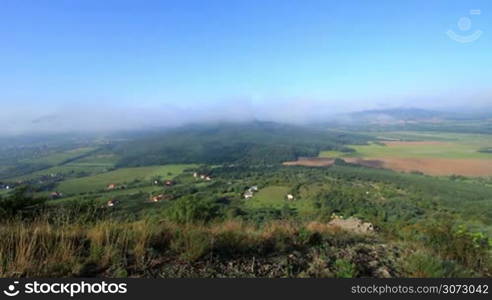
left=0, top=218, right=360, bottom=277
left=306, top=221, right=342, bottom=235
left=0, top=221, right=84, bottom=277
left=372, top=157, right=492, bottom=176
left=1, top=216, right=486, bottom=277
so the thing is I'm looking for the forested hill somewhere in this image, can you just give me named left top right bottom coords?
left=113, top=122, right=369, bottom=167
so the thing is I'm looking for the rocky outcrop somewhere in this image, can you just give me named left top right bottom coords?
left=328, top=216, right=374, bottom=234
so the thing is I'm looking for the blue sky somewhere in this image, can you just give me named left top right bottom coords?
left=0, top=0, right=491, bottom=133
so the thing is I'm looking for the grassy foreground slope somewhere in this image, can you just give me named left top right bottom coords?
left=1, top=163, right=490, bottom=278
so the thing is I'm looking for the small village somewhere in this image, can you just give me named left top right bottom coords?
left=104, top=174, right=195, bottom=207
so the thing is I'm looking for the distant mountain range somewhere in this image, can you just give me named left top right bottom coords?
left=319, top=107, right=492, bottom=134
left=351, top=108, right=443, bottom=120
left=340, top=107, right=492, bottom=124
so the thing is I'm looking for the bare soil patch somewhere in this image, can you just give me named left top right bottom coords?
left=349, top=157, right=492, bottom=176
left=284, top=156, right=492, bottom=176
left=344, top=158, right=385, bottom=168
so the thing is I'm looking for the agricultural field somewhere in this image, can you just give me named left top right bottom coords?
left=319, top=131, right=492, bottom=176
left=244, top=186, right=315, bottom=214
left=10, top=153, right=120, bottom=182
left=246, top=186, right=290, bottom=208
left=57, top=164, right=196, bottom=194
left=20, top=147, right=97, bottom=166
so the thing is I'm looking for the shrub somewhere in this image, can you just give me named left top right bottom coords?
left=422, top=221, right=491, bottom=274
left=403, top=250, right=468, bottom=278
left=333, top=258, right=358, bottom=278
left=166, top=196, right=218, bottom=224
left=0, top=187, right=46, bottom=218
left=210, top=221, right=259, bottom=256
left=170, top=228, right=211, bottom=262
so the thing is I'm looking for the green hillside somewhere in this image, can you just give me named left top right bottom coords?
left=113, top=122, right=370, bottom=167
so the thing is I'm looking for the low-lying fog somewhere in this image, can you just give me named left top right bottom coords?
left=2, top=95, right=491, bottom=136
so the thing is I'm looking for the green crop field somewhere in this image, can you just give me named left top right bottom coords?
left=244, top=186, right=315, bottom=214
left=57, top=164, right=196, bottom=194
left=71, top=153, right=120, bottom=166
left=21, top=147, right=97, bottom=166
left=255, top=186, right=290, bottom=202
left=244, top=186, right=290, bottom=209
left=13, top=164, right=111, bottom=181
left=349, top=142, right=492, bottom=159
left=320, top=131, right=492, bottom=159
left=369, top=131, right=492, bottom=144
left=11, top=154, right=118, bottom=181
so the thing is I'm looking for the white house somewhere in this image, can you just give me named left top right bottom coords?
left=244, top=190, right=254, bottom=199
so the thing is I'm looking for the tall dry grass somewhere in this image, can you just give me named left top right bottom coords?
left=0, top=217, right=353, bottom=277
left=0, top=220, right=84, bottom=276
left=5, top=216, right=484, bottom=278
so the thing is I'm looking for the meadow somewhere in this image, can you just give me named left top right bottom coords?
left=12, top=153, right=120, bottom=181
left=244, top=186, right=291, bottom=209
left=20, top=147, right=97, bottom=166
left=243, top=185, right=324, bottom=217
left=57, top=164, right=195, bottom=194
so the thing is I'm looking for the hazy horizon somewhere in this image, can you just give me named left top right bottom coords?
left=1, top=0, right=491, bottom=135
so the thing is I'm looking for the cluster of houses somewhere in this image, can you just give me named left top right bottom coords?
left=150, top=194, right=165, bottom=202
left=106, top=183, right=127, bottom=191
left=50, top=191, right=63, bottom=199
left=193, top=173, right=212, bottom=181
left=243, top=186, right=295, bottom=201
left=149, top=193, right=172, bottom=203
left=107, top=193, right=173, bottom=207
left=107, top=184, right=117, bottom=190
left=153, top=179, right=175, bottom=186
left=243, top=186, right=258, bottom=199
left=104, top=178, right=177, bottom=207
left=0, top=181, right=23, bottom=190
left=0, top=183, right=12, bottom=190
left=107, top=199, right=119, bottom=207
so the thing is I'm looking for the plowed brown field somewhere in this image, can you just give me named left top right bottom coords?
left=344, top=157, right=492, bottom=176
